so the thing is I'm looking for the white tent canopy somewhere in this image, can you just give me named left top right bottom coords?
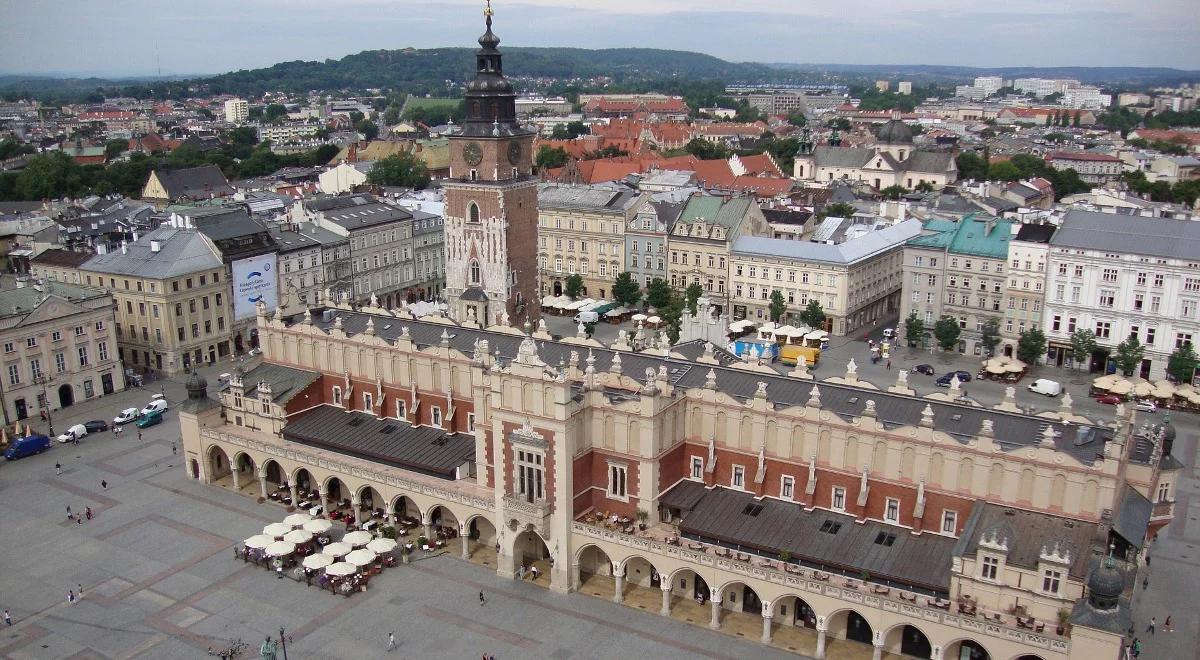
left=345, top=548, right=378, bottom=567
left=244, top=534, right=274, bottom=550
left=366, top=538, right=398, bottom=554
left=322, top=542, right=353, bottom=558
left=265, top=541, right=296, bottom=557
left=728, top=319, right=757, bottom=332
left=324, top=562, right=358, bottom=577
left=342, top=531, right=374, bottom=547
left=263, top=523, right=292, bottom=538
left=303, top=519, right=333, bottom=534
left=283, top=529, right=313, bottom=544
left=302, top=554, right=333, bottom=570
left=284, top=514, right=311, bottom=528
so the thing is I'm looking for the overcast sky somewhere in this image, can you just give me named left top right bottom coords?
left=2, top=0, right=1197, bottom=77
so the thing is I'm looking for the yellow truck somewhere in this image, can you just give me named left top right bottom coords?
left=780, top=345, right=820, bottom=367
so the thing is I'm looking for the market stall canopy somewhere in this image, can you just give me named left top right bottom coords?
left=366, top=538, right=398, bottom=553
left=805, top=330, right=828, bottom=341
left=265, top=541, right=296, bottom=557
left=284, top=514, right=311, bottom=528
left=244, top=534, right=274, bottom=550
left=1093, top=374, right=1118, bottom=390
left=324, top=562, right=358, bottom=576
left=1132, top=380, right=1155, bottom=397
left=1108, top=379, right=1133, bottom=395
left=632, top=313, right=647, bottom=322
left=727, top=319, right=756, bottom=332
left=345, top=548, right=378, bottom=566
left=646, top=315, right=661, bottom=325
left=302, top=554, right=333, bottom=570
left=283, top=529, right=313, bottom=544
left=303, top=519, right=333, bottom=534
left=986, top=363, right=1007, bottom=375
left=263, top=523, right=292, bottom=538
left=322, top=542, right=352, bottom=558
left=342, top=531, right=374, bottom=547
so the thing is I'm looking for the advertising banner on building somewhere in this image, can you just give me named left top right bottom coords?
left=232, top=254, right=278, bottom=320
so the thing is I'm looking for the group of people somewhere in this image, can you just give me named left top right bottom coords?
left=65, top=504, right=93, bottom=524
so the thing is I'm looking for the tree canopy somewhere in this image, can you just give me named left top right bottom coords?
left=366, top=151, right=430, bottom=189
left=933, top=316, right=961, bottom=351
left=612, top=271, right=642, bottom=307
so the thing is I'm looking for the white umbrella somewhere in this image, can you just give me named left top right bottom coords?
left=343, top=530, right=374, bottom=546
left=324, top=562, right=358, bottom=577
left=265, top=541, right=296, bottom=557
left=323, top=542, right=352, bottom=558
left=1133, top=380, right=1155, bottom=397
left=1093, top=374, right=1118, bottom=390
left=631, top=313, right=647, bottom=321
left=284, top=529, right=313, bottom=544
left=366, top=538, right=398, bottom=553
left=345, top=548, right=378, bottom=567
left=1108, top=379, right=1133, bottom=395
left=244, top=534, right=274, bottom=550
left=646, top=315, right=661, bottom=324
left=263, top=523, right=292, bottom=538
left=284, top=513, right=311, bottom=528
left=303, top=519, right=333, bottom=534
left=302, top=554, right=333, bottom=570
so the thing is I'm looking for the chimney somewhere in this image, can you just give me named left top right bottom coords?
left=150, top=239, right=161, bottom=253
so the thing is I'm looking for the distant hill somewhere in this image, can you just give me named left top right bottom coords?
left=763, top=63, right=1200, bottom=87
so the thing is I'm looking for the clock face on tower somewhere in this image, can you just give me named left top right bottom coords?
left=463, top=142, right=483, bottom=166
left=507, top=141, right=522, bottom=166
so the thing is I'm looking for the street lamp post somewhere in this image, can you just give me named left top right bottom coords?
left=34, top=375, right=54, bottom=437
left=278, top=627, right=289, bottom=660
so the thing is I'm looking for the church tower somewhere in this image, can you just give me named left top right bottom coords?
left=443, top=2, right=539, bottom=327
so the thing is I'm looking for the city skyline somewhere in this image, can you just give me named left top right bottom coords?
left=2, top=0, right=1199, bottom=78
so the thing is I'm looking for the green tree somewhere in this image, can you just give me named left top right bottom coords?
left=0, top=138, right=35, bottom=160
left=166, top=142, right=206, bottom=169
left=355, top=119, right=379, bottom=140
left=103, top=139, right=127, bottom=160
left=1167, top=341, right=1198, bottom=384
left=1068, top=329, right=1098, bottom=371
left=535, top=145, right=569, bottom=171
left=904, top=310, right=925, bottom=347
left=383, top=106, right=401, bottom=125
left=1044, top=112, right=1052, bottom=127
left=14, top=151, right=89, bottom=200
left=765, top=138, right=801, bottom=163
left=955, top=151, right=989, bottom=180
left=685, top=282, right=704, bottom=316
left=1173, top=180, right=1200, bottom=206
left=987, top=160, right=1022, bottom=181
left=980, top=317, right=1001, bottom=356
left=659, top=290, right=685, bottom=344
left=564, top=274, right=584, bottom=300
left=612, top=271, right=642, bottom=307
left=799, top=300, right=826, bottom=330
left=645, top=278, right=671, bottom=309
left=684, top=138, right=728, bottom=160
left=768, top=290, right=786, bottom=323
left=366, top=151, right=430, bottom=189
left=933, top=316, right=962, bottom=351
left=820, top=202, right=857, bottom=219
left=262, top=103, right=288, bottom=123
left=1114, top=334, right=1146, bottom=376
left=1072, top=111, right=1081, bottom=128
left=880, top=185, right=907, bottom=200
left=1046, top=168, right=1090, bottom=200
left=1017, top=328, right=1047, bottom=365
left=915, top=181, right=935, bottom=193
left=786, top=111, right=807, bottom=127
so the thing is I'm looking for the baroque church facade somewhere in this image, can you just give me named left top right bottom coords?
left=793, top=111, right=958, bottom=190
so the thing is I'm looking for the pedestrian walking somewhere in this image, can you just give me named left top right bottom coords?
left=3, top=609, right=11, bottom=626
left=77, top=584, right=83, bottom=598
left=65, top=504, right=72, bottom=518
left=67, top=590, right=75, bottom=604
left=1147, top=617, right=1156, bottom=635
left=387, top=632, right=396, bottom=651
left=479, top=590, right=486, bottom=606
left=886, top=360, right=891, bottom=370
left=55, top=462, right=62, bottom=476
left=137, top=430, right=142, bottom=441
left=101, top=480, right=107, bottom=489
left=171, top=441, right=177, bottom=455
left=73, top=434, right=79, bottom=446
left=1145, top=554, right=1151, bottom=566
left=1164, top=615, right=1172, bottom=631
left=85, top=507, right=92, bottom=520
left=1142, top=576, right=1149, bottom=590
left=1130, top=638, right=1141, bottom=658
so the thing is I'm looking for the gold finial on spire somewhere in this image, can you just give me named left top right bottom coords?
left=484, top=0, right=494, bottom=18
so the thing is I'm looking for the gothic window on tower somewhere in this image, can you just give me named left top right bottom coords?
left=469, top=202, right=480, bottom=223
left=470, top=259, right=481, bottom=285
left=470, top=170, right=478, bottom=181
left=517, top=449, right=545, bottom=503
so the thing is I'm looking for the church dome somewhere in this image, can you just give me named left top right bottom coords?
left=1086, top=559, right=1123, bottom=611
left=876, top=118, right=914, bottom=144
left=186, top=370, right=208, bottom=400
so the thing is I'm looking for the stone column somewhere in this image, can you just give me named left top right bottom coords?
left=872, top=643, right=883, bottom=660
left=460, top=534, right=471, bottom=560
left=289, top=483, right=299, bottom=506
left=709, top=597, right=723, bottom=630
left=258, top=471, right=268, bottom=499
left=317, top=485, right=328, bottom=514
left=931, top=646, right=943, bottom=660
left=422, top=515, right=434, bottom=541
left=659, top=584, right=672, bottom=616
left=231, top=466, right=241, bottom=491
left=612, top=570, right=625, bottom=604
left=815, top=617, right=827, bottom=660
left=761, top=604, right=774, bottom=644
left=570, top=561, right=581, bottom=591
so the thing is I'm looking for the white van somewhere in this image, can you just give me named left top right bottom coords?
left=574, top=311, right=599, bottom=324
left=1027, top=378, right=1062, bottom=397
left=141, top=398, right=169, bottom=416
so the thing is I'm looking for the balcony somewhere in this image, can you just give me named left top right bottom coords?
left=502, top=494, right=552, bottom=536
left=1152, top=500, right=1174, bottom=520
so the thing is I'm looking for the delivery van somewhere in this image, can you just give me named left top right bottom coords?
left=4, top=433, right=51, bottom=460
left=780, top=344, right=821, bottom=367
left=1027, top=378, right=1062, bottom=397
left=573, top=311, right=599, bottom=324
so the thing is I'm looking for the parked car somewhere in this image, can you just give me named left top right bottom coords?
left=83, top=420, right=109, bottom=433
left=57, top=423, right=88, bottom=444
left=1027, top=379, right=1062, bottom=397
left=950, top=370, right=973, bottom=382
left=140, top=398, right=169, bottom=416
left=114, top=408, right=139, bottom=424
left=4, top=433, right=51, bottom=460
left=1135, top=400, right=1157, bottom=413
left=1095, top=393, right=1123, bottom=405
left=935, top=374, right=959, bottom=387
left=912, top=364, right=935, bottom=376
left=136, top=410, right=163, bottom=429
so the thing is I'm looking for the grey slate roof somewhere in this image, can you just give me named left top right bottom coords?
left=1051, top=209, right=1200, bottom=260
left=271, top=225, right=347, bottom=254
left=152, top=165, right=233, bottom=200
left=670, top=482, right=955, bottom=592
left=902, top=151, right=955, bottom=174
left=1014, top=223, right=1055, bottom=243
left=81, top=227, right=222, bottom=278
left=317, top=198, right=413, bottom=230
left=538, top=184, right=641, bottom=213
left=291, top=309, right=1115, bottom=464
left=954, top=502, right=1096, bottom=580
left=0, top=281, right=110, bottom=320
left=732, top=218, right=922, bottom=265
left=240, top=362, right=321, bottom=405
left=282, top=405, right=475, bottom=480
left=1113, top=486, right=1152, bottom=550
left=810, top=146, right=873, bottom=169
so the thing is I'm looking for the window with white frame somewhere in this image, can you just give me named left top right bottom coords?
left=832, top=486, right=846, bottom=511
left=781, top=475, right=795, bottom=500
left=362, top=392, right=373, bottom=412
left=608, top=463, right=628, bottom=499
left=731, top=465, right=745, bottom=489
left=516, top=449, right=544, bottom=503
left=1157, top=481, right=1171, bottom=502
left=431, top=406, right=442, bottom=427
left=884, top=498, right=900, bottom=523
left=396, top=399, right=406, bottom=419
left=332, top=386, right=342, bottom=406
left=467, top=412, right=476, bottom=433
left=981, top=555, right=1000, bottom=580
left=942, top=510, right=957, bottom=534
left=1042, top=568, right=1062, bottom=595
left=691, top=456, right=703, bottom=479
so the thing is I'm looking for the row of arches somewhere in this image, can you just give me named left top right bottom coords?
left=575, top=544, right=1040, bottom=660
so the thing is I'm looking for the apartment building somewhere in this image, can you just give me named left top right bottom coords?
left=729, top=219, right=920, bottom=334
left=1043, top=210, right=1200, bottom=379
left=1045, top=152, right=1122, bottom=185
left=271, top=224, right=348, bottom=316
left=1001, top=223, right=1053, bottom=354
left=667, top=195, right=770, bottom=316
left=901, top=215, right=1014, bottom=355
left=224, top=99, right=248, bottom=124
left=624, top=199, right=683, bottom=289
left=0, top=282, right=122, bottom=422
left=537, top=184, right=647, bottom=299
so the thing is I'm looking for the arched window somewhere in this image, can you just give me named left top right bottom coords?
left=470, top=259, right=481, bottom=285
left=468, top=202, right=480, bottom=223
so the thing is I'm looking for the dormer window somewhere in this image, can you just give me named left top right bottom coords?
left=980, top=555, right=1000, bottom=580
